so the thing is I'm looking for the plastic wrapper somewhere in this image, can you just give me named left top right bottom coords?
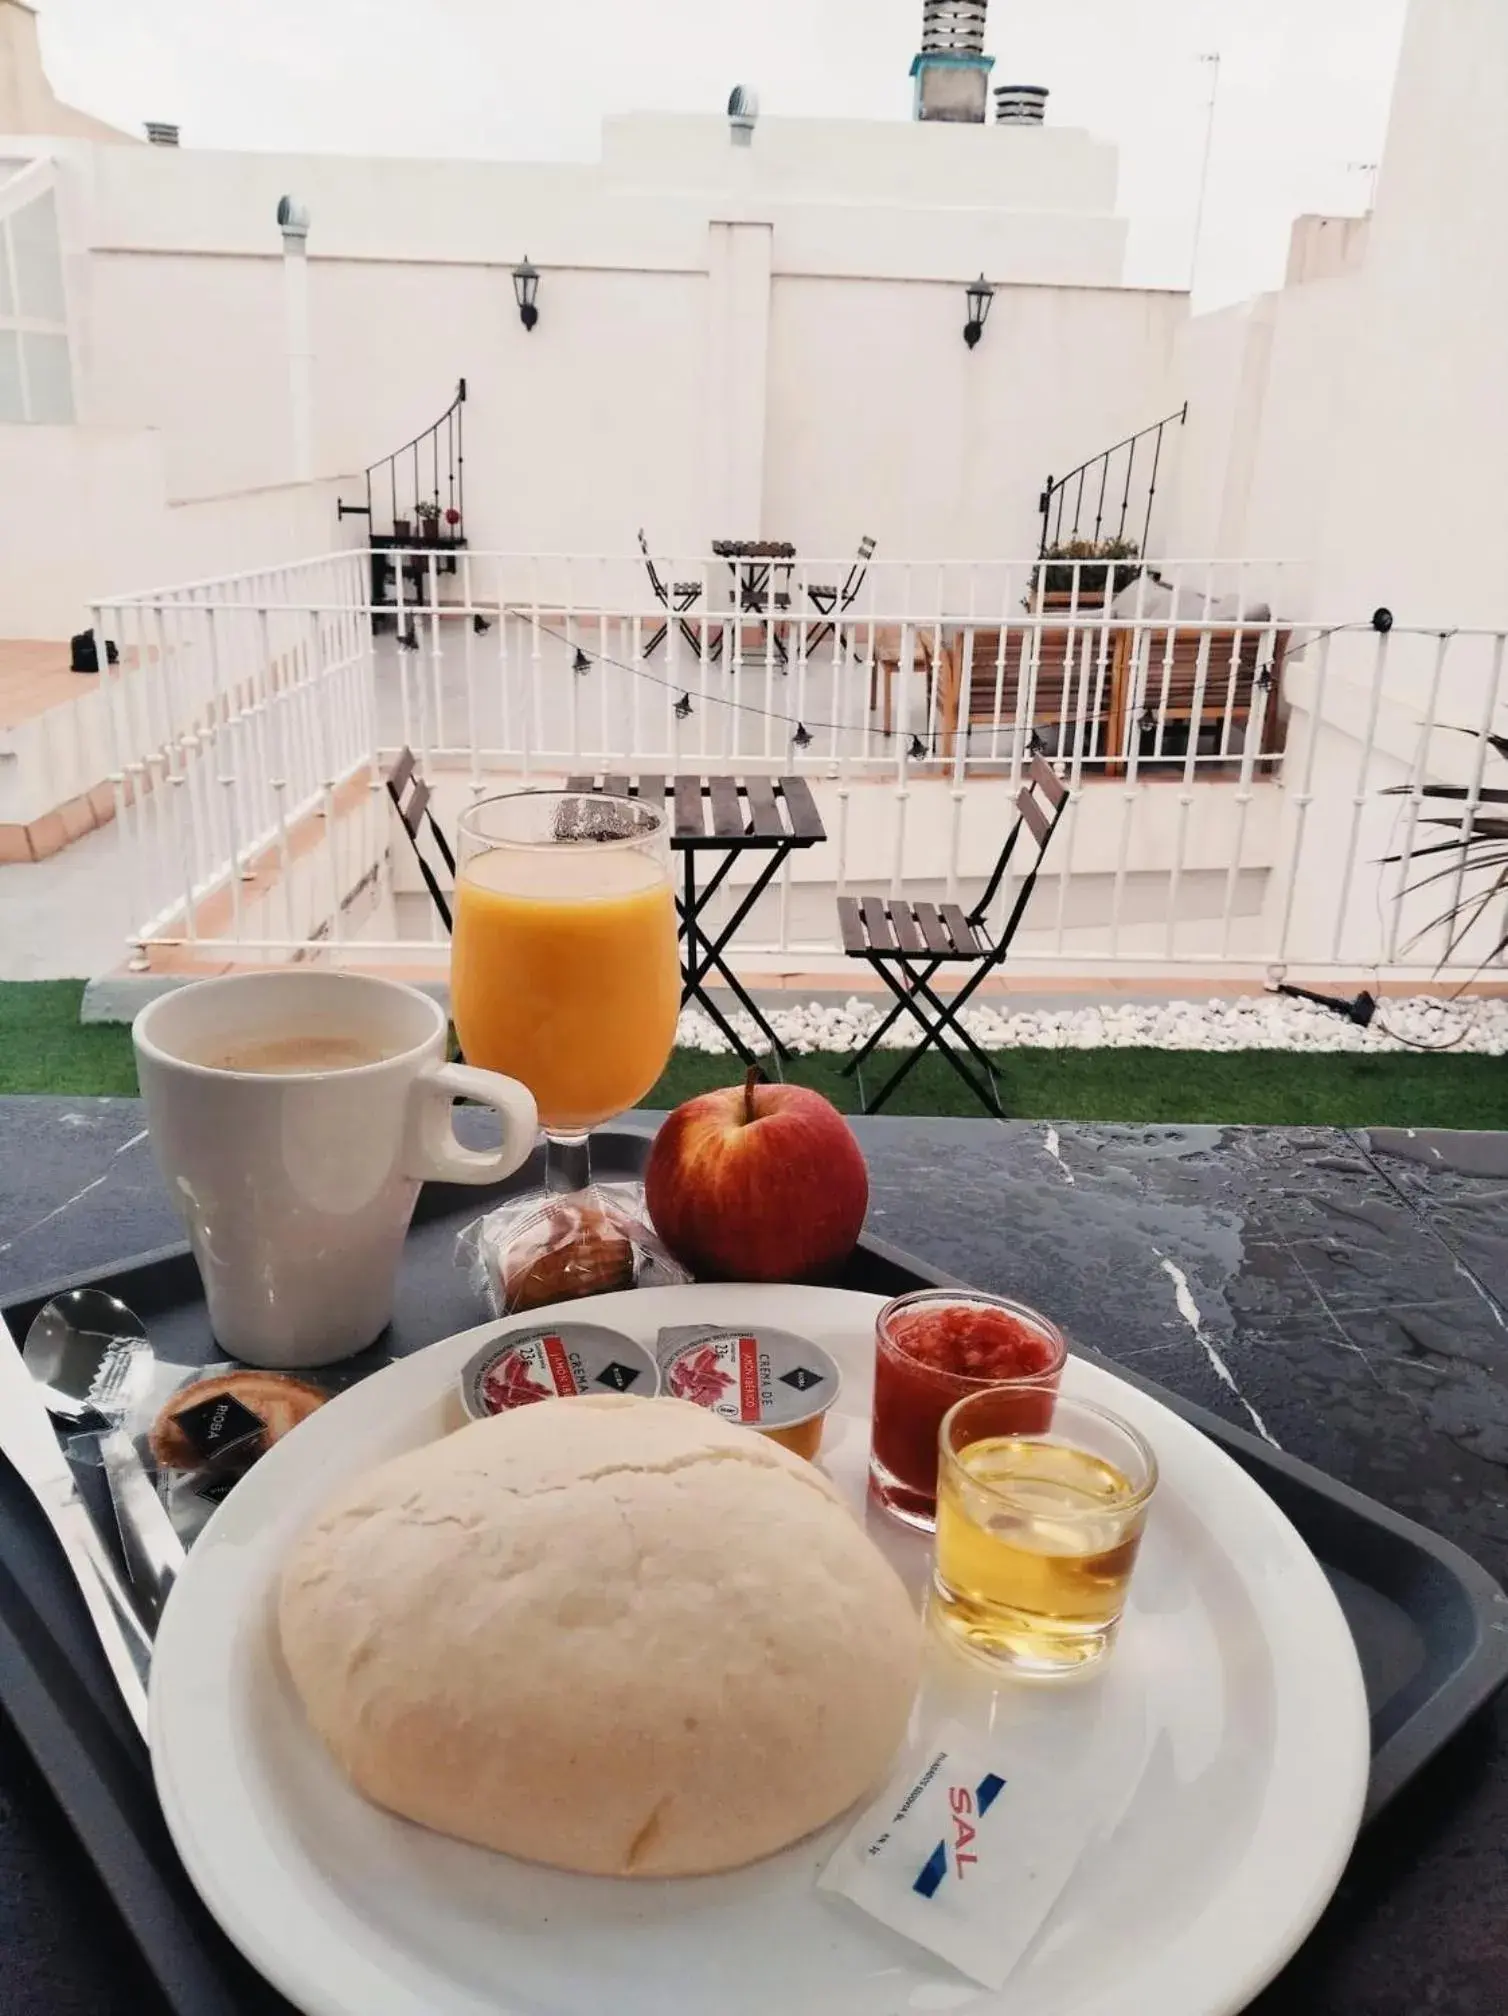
left=88, top=1359, right=333, bottom=1545
left=460, top=1182, right=691, bottom=1317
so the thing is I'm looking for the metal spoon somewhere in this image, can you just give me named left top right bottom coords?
left=23, top=1289, right=185, bottom=1628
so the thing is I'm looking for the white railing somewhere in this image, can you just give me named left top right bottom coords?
left=90, top=552, right=374, bottom=952
left=84, top=550, right=1508, bottom=986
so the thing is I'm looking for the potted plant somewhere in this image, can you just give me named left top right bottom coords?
left=414, top=501, right=442, bottom=543
left=1030, top=536, right=1142, bottom=606
left=392, top=517, right=412, bottom=542
left=1383, top=727, right=1508, bottom=967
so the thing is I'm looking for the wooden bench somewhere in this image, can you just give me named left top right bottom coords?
left=934, top=621, right=1288, bottom=772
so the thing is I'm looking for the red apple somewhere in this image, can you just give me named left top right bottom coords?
left=645, top=1068, right=869, bottom=1282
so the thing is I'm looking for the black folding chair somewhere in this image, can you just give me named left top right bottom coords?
left=386, top=746, right=455, bottom=933
left=836, top=752, right=1069, bottom=1115
left=637, top=529, right=715, bottom=660
left=806, top=534, right=877, bottom=653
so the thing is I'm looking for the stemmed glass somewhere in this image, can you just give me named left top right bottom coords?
left=451, top=791, right=680, bottom=1193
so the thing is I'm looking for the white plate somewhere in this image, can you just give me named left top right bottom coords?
left=150, top=1285, right=1369, bottom=2016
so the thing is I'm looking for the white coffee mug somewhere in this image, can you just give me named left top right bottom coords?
left=133, top=972, right=538, bottom=1368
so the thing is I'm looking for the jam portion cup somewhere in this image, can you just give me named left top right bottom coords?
left=869, top=1289, right=1067, bottom=1532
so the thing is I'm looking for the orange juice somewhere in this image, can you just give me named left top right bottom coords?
left=452, top=844, right=680, bottom=1132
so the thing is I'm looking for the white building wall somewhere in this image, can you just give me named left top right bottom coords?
left=766, top=273, right=1185, bottom=559
left=1312, top=0, right=1508, bottom=631
left=0, top=418, right=356, bottom=635
left=0, top=103, right=1189, bottom=631
left=1237, top=279, right=1353, bottom=577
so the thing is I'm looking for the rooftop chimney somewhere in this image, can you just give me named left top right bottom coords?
left=144, top=122, right=179, bottom=146
left=911, top=0, right=993, bottom=123
left=994, top=84, right=1048, bottom=125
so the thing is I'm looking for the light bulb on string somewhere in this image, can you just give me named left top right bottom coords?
left=792, top=721, right=813, bottom=749
left=572, top=648, right=591, bottom=675
left=908, top=734, right=927, bottom=761
left=673, top=691, right=693, bottom=720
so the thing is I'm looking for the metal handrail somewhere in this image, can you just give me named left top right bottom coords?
left=338, top=379, right=466, bottom=539
left=1038, top=402, right=1188, bottom=559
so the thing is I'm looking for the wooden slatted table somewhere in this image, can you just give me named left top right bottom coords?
left=711, top=540, right=798, bottom=668
left=564, top=772, right=826, bottom=1062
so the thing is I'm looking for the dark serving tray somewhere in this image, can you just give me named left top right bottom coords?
left=2, top=1121, right=1507, bottom=2016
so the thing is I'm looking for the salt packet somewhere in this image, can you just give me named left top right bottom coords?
left=819, top=1702, right=1148, bottom=1990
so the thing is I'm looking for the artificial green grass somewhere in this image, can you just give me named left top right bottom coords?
left=1, top=982, right=1503, bottom=1129
left=0, top=981, right=142, bottom=1097
left=649, top=1045, right=1508, bottom=1129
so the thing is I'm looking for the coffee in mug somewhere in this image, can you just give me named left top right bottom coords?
left=187, top=1034, right=393, bottom=1076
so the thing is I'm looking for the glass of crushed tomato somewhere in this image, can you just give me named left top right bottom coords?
left=870, top=1289, right=1067, bottom=1531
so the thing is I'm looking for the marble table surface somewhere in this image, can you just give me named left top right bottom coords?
left=2, top=1097, right=1507, bottom=2015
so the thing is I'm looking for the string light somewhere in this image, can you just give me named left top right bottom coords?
left=472, top=612, right=491, bottom=635
left=509, top=610, right=1384, bottom=751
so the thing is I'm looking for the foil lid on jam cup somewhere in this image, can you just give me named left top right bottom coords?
left=657, top=1326, right=842, bottom=1461
left=460, top=1322, right=660, bottom=1420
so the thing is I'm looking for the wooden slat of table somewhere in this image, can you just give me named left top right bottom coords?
left=861, top=895, right=895, bottom=954
left=742, top=774, right=784, bottom=837
left=602, top=774, right=630, bottom=802
left=673, top=774, right=705, bottom=842
left=912, top=901, right=952, bottom=956
left=837, top=896, right=867, bottom=956
left=565, top=773, right=594, bottom=794
left=890, top=904, right=926, bottom=956
left=636, top=775, right=667, bottom=812
left=708, top=775, right=745, bottom=839
left=776, top=773, right=824, bottom=842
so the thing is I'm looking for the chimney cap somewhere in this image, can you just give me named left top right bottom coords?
left=921, top=0, right=989, bottom=55
left=144, top=121, right=180, bottom=146
left=276, top=194, right=311, bottom=242
left=728, top=84, right=759, bottom=145
left=994, top=83, right=1050, bottom=124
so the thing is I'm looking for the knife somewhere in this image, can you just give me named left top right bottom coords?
left=100, top=1425, right=184, bottom=1628
left=0, top=1312, right=152, bottom=1741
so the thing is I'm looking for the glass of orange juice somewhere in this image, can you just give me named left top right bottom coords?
left=452, top=791, right=680, bottom=1192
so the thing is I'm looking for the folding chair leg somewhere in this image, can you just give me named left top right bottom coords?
left=860, top=962, right=1001, bottom=1117
left=906, top=971, right=1004, bottom=1089
left=863, top=1009, right=1001, bottom=1116
left=643, top=621, right=668, bottom=658
left=414, top=851, right=453, bottom=935
left=841, top=954, right=944, bottom=1074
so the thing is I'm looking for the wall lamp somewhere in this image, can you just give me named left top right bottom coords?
left=963, top=272, right=994, bottom=349
left=513, top=257, right=540, bottom=332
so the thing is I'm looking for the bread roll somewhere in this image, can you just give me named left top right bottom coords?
left=278, top=1395, right=919, bottom=1877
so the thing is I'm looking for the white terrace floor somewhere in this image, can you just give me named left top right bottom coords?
left=370, top=616, right=923, bottom=771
